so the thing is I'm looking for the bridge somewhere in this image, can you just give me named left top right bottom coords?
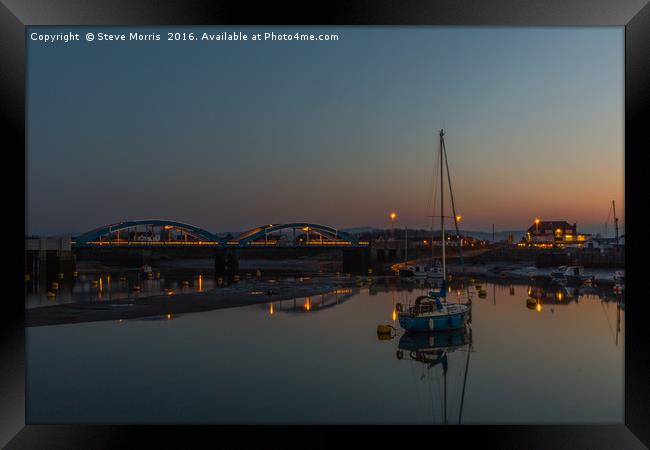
left=71, top=219, right=371, bottom=274
left=73, top=219, right=369, bottom=249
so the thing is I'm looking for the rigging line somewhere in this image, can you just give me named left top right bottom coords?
left=441, top=134, right=469, bottom=305
left=426, top=147, right=441, bottom=222
left=427, top=151, right=441, bottom=241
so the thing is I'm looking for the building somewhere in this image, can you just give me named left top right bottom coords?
left=520, top=220, right=591, bottom=248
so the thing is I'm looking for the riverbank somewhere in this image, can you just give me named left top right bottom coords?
left=26, top=276, right=364, bottom=328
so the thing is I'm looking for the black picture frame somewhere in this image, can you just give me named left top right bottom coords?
left=2, top=1, right=648, bottom=448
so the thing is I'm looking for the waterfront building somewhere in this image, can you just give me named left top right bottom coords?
left=522, top=220, right=591, bottom=248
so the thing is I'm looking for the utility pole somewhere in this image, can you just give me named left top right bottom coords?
left=404, top=226, right=408, bottom=263
left=492, top=224, right=495, bottom=243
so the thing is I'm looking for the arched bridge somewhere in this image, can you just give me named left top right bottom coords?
left=73, top=219, right=369, bottom=249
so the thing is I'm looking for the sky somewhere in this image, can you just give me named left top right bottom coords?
left=27, top=26, right=624, bottom=236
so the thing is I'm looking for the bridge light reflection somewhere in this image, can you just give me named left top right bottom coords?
left=198, top=275, right=202, bottom=292
left=304, top=298, right=311, bottom=311
left=269, top=303, right=274, bottom=315
left=392, top=309, right=397, bottom=322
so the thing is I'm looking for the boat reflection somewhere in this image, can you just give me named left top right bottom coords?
left=394, top=326, right=473, bottom=424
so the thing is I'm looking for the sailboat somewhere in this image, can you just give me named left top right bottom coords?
left=396, top=129, right=471, bottom=332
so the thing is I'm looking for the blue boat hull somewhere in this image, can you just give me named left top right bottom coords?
left=398, top=311, right=468, bottom=332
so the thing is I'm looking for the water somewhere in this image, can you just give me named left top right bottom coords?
left=26, top=277, right=624, bottom=424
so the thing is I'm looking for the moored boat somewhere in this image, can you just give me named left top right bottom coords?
left=613, top=270, right=625, bottom=285
left=396, top=129, right=471, bottom=333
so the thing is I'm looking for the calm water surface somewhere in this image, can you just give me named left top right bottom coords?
left=27, top=276, right=624, bottom=424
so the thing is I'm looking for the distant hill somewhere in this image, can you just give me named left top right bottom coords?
left=340, top=226, right=382, bottom=234
left=342, top=226, right=526, bottom=242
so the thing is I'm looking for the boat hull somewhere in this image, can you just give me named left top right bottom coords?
left=398, top=310, right=469, bottom=332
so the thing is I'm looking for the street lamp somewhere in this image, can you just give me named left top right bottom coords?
left=390, top=212, right=397, bottom=240
left=534, top=218, right=540, bottom=233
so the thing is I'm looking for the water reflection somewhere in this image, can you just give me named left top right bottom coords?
left=263, top=289, right=355, bottom=315
left=394, top=327, right=473, bottom=425
left=26, top=276, right=624, bottom=424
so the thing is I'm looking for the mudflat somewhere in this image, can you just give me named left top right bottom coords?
left=26, top=277, right=361, bottom=327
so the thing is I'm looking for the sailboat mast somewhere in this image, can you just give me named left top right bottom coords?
left=440, top=129, right=446, bottom=279
left=612, top=200, right=619, bottom=245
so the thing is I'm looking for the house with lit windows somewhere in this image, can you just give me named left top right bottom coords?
left=520, top=220, right=591, bottom=248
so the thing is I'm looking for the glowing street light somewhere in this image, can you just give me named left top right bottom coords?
left=456, top=215, right=462, bottom=222
left=389, top=212, right=397, bottom=240
left=534, top=218, right=540, bottom=234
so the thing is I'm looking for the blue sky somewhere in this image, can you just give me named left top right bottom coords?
left=27, top=26, right=624, bottom=236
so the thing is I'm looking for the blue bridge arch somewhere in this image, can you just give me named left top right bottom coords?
left=234, top=222, right=359, bottom=246
left=74, top=219, right=222, bottom=245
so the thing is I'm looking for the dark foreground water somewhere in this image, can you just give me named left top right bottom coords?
left=26, top=277, right=624, bottom=424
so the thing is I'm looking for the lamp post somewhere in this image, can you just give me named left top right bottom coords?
left=390, top=212, right=397, bottom=240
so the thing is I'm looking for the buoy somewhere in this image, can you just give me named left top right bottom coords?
left=377, top=324, right=392, bottom=335
left=58, top=273, right=65, bottom=279
left=526, top=298, right=537, bottom=306
left=46, top=291, right=56, bottom=298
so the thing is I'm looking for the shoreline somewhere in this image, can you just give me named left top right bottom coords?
left=26, top=277, right=364, bottom=328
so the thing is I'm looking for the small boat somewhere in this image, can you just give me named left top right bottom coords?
left=613, top=270, right=625, bottom=285
left=552, top=265, right=594, bottom=285
left=397, top=282, right=470, bottom=331
left=563, top=266, right=594, bottom=285
left=399, top=260, right=444, bottom=279
left=550, top=266, right=567, bottom=279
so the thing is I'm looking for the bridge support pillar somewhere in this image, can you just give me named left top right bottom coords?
left=342, top=249, right=371, bottom=274
left=214, top=252, right=226, bottom=274
left=226, top=252, right=239, bottom=275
